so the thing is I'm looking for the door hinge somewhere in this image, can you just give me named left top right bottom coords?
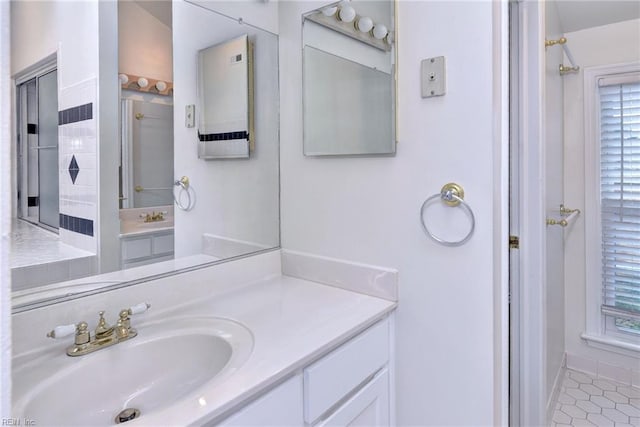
left=509, top=235, right=520, bottom=249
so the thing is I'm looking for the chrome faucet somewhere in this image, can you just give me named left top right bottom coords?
left=47, top=303, right=150, bottom=357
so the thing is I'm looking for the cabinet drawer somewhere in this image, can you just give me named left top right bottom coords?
left=214, top=374, right=303, bottom=427
left=152, top=233, right=174, bottom=255
left=315, top=368, right=389, bottom=427
left=121, top=237, right=152, bottom=260
left=303, top=319, right=389, bottom=424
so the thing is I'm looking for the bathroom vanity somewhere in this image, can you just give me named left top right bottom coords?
left=11, top=250, right=397, bottom=426
left=215, top=317, right=391, bottom=427
left=119, top=207, right=175, bottom=269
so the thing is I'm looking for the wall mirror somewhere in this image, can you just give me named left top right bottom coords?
left=10, top=0, right=280, bottom=312
left=302, top=0, right=396, bottom=156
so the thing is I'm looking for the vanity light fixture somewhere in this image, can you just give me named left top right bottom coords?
left=338, top=4, right=356, bottom=23
left=321, top=6, right=337, bottom=16
left=355, top=16, right=373, bottom=33
left=119, top=72, right=173, bottom=96
left=305, top=2, right=392, bottom=52
left=372, top=23, right=388, bottom=40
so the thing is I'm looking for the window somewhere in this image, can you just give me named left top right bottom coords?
left=599, top=76, right=640, bottom=337
left=584, top=64, right=640, bottom=354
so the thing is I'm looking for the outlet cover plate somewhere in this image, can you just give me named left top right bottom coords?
left=185, top=104, right=195, bottom=128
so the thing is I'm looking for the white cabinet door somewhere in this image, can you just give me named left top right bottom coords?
left=316, top=368, right=389, bottom=427
left=215, top=374, right=303, bottom=427
left=304, top=320, right=389, bottom=423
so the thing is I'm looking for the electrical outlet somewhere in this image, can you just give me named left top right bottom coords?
left=421, top=56, right=446, bottom=98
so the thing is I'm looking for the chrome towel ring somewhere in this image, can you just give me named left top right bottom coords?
left=420, top=183, right=475, bottom=247
left=174, top=176, right=195, bottom=211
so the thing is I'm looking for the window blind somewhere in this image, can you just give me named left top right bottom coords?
left=599, top=76, right=640, bottom=323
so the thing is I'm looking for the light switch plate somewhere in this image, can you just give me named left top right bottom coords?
left=421, top=56, right=446, bottom=98
left=185, top=104, right=195, bottom=128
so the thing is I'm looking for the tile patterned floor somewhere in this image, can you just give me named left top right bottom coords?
left=551, top=369, right=640, bottom=427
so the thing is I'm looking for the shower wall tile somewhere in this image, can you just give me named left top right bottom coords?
left=58, top=77, right=98, bottom=253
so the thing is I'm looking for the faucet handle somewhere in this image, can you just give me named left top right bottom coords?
left=46, top=323, right=77, bottom=339
left=128, top=302, right=151, bottom=315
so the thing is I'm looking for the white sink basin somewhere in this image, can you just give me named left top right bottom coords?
left=136, top=220, right=174, bottom=229
left=12, top=316, right=253, bottom=426
left=119, top=220, right=174, bottom=235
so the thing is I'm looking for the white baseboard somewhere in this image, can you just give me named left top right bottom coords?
left=566, top=352, right=639, bottom=387
left=546, top=353, right=567, bottom=425
left=281, top=250, right=398, bottom=302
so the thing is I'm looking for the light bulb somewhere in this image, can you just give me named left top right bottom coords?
left=356, top=16, right=373, bottom=33
left=338, top=5, right=356, bottom=23
left=155, top=81, right=167, bottom=91
left=118, top=74, right=129, bottom=84
left=321, top=6, right=337, bottom=16
left=372, top=23, right=388, bottom=40
left=137, top=77, right=149, bottom=88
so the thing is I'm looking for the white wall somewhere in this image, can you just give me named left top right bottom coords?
left=564, top=19, right=640, bottom=370
left=118, top=1, right=172, bottom=82
left=0, top=0, right=12, bottom=416
left=189, top=0, right=279, bottom=35
left=97, top=1, right=120, bottom=274
left=544, top=0, right=566, bottom=409
left=10, top=1, right=99, bottom=89
left=172, top=0, right=280, bottom=257
left=279, top=1, right=508, bottom=425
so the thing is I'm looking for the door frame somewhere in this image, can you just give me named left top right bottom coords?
left=510, top=0, right=547, bottom=425
left=14, top=56, right=58, bottom=231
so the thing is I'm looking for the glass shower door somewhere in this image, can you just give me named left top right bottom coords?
left=37, top=70, right=59, bottom=229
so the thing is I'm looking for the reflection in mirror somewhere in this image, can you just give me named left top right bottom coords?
left=302, top=0, right=396, bottom=156
left=10, top=0, right=280, bottom=311
left=197, top=34, right=254, bottom=159
left=120, top=98, right=174, bottom=209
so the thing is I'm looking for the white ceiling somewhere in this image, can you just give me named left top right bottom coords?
left=555, top=0, right=640, bottom=33
left=132, top=0, right=172, bottom=28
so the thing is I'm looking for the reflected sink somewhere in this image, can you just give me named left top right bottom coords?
left=12, top=316, right=253, bottom=426
left=119, top=219, right=174, bottom=235
left=136, top=219, right=174, bottom=229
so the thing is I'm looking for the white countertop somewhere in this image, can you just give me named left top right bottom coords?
left=13, top=273, right=396, bottom=426
left=141, top=275, right=395, bottom=425
left=11, top=250, right=397, bottom=426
